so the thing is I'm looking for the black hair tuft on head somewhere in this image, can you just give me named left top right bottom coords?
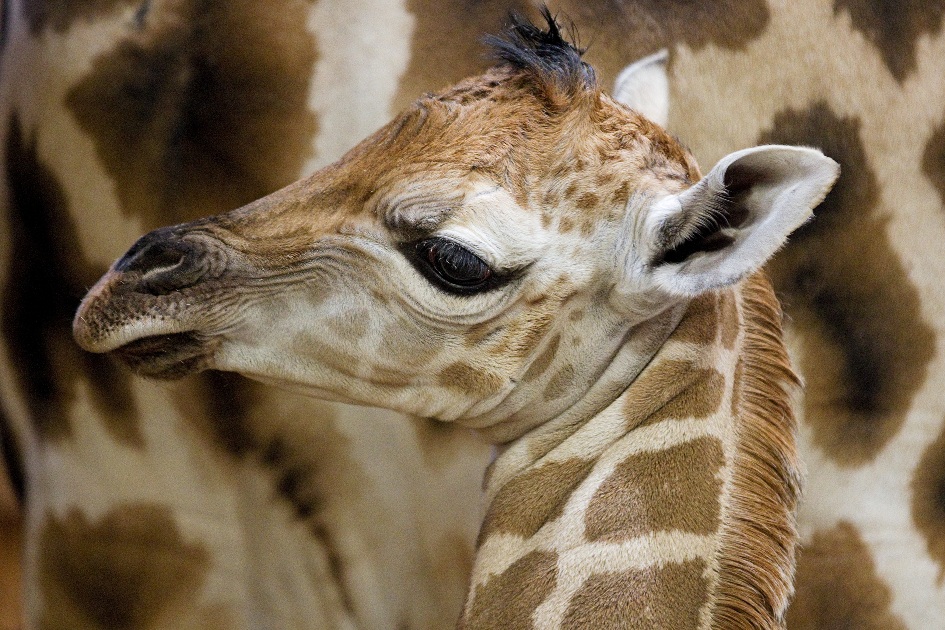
left=483, top=5, right=596, bottom=95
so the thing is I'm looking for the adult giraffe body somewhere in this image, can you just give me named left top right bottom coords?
left=3, top=1, right=945, bottom=629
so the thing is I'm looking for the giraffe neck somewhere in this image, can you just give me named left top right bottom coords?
left=463, top=273, right=800, bottom=630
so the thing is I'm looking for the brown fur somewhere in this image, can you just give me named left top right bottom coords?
left=467, top=274, right=798, bottom=628
left=38, top=505, right=218, bottom=629
left=787, top=522, right=908, bottom=629
left=519, top=333, right=561, bottom=382
left=393, top=0, right=533, bottom=112
left=460, top=551, right=558, bottom=630
left=910, top=420, right=945, bottom=572
left=712, top=272, right=801, bottom=630
left=2, top=115, right=139, bottom=445
left=59, top=11, right=816, bottom=629
left=541, top=364, right=577, bottom=402
left=0, top=466, right=21, bottom=628
left=761, top=103, right=935, bottom=466
left=584, top=436, right=725, bottom=541
left=673, top=292, right=720, bottom=347
left=623, top=359, right=725, bottom=430
left=834, top=0, right=945, bottom=82
left=21, top=0, right=134, bottom=33
left=438, top=362, right=505, bottom=397
left=477, top=458, right=593, bottom=545
left=923, top=120, right=945, bottom=207
left=66, top=0, right=320, bottom=230
left=560, top=559, right=710, bottom=629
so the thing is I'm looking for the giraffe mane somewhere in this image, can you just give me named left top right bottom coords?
left=714, top=271, right=803, bottom=629
left=483, top=6, right=597, bottom=100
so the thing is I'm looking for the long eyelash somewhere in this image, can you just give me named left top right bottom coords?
left=401, top=237, right=511, bottom=296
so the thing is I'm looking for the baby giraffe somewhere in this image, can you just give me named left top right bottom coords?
left=74, top=11, right=837, bottom=630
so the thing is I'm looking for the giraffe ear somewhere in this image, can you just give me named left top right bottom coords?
left=612, top=49, right=670, bottom=128
left=641, top=145, right=840, bottom=296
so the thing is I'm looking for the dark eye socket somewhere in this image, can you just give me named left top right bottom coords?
left=412, top=238, right=495, bottom=294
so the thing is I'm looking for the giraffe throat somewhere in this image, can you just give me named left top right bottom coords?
left=464, top=274, right=800, bottom=630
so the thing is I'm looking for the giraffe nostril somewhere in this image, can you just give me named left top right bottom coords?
left=115, top=227, right=208, bottom=296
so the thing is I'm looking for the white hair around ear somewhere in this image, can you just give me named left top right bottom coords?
left=612, top=49, right=670, bottom=128
left=639, top=145, right=840, bottom=296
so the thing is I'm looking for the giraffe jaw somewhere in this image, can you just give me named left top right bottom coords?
left=109, top=331, right=220, bottom=380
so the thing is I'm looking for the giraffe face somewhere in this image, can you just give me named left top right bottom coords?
left=74, top=39, right=837, bottom=431
left=72, top=67, right=686, bottom=424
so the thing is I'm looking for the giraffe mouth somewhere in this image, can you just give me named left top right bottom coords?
left=74, top=285, right=220, bottom=380
left=73, top=267, right=223, bottom=380
left=73, top=223, right=236, bottom=379
left=110, top=331, right=220, bottom=380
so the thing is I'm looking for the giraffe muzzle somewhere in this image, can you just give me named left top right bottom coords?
left=72, top=223, right=237, bottom=377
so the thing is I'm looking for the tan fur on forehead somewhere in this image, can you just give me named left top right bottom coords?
left=370, top=64, right=696, bottom=219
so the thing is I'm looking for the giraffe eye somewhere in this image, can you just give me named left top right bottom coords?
left=413, top=238, right=494, bottom=294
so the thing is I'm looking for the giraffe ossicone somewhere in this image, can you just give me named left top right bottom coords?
left=612, top=48, right=670, bottom=128
left=73, top=10, right=837, bottom=629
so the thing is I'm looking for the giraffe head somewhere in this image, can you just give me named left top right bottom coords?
left=74, top=11, right=838, bottom=440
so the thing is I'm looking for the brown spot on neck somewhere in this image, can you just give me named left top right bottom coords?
left=460, top=550, right=558, bottom=629
left=623, top=360, right=725, bottom=430
left=38, top=504, right=212, bottom=628
left=762, top=103, right=935, bottom=466
left=561, top=559, right=710, bottom=629
left=834, top=0, right=945, bottom=82
left=477, top=458, right=593, bottom=546
left=584, top=436, right=725, bottom=542
left=787, top=522, right=907, bottom=629
left=66, top=0, right=319, bottom=230
left=673, top=292, right=720, bottom=347
left=2, top=115, right=140, bottom=445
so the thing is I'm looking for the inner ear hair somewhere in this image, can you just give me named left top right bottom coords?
left=653, top=178, right=748, bottom=266
left=644, top=145, right=838, bottom=296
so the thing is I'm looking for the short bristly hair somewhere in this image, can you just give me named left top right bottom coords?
left=484, top=6, right=597, bottom=100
